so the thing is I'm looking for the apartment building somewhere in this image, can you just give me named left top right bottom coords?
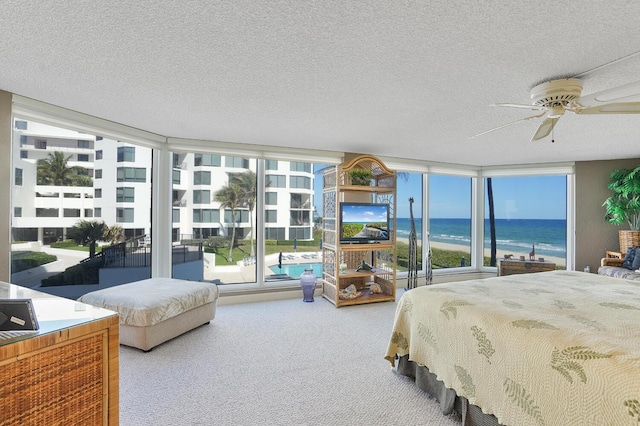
left=11, top=119, right=316, bottom=247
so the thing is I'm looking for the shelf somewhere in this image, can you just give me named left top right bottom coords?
left=339, top=242, right=395, bottom=251
left=321, top=154, right=396, bottom=308
left=323, top=291, right=395, bottom=307
left=336, top=268, right=393, bottom=278
left=339, top=184, right=395, bottom=193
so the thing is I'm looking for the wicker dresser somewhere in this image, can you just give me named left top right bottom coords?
left=498, top=259, right=556, bottom=276
left=0, top=282, right=119, bottom=425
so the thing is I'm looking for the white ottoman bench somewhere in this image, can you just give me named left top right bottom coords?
left=78, top=278, right=219, bottom=351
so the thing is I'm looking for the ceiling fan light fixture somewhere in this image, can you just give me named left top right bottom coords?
left=548, top=105, right=566, bottom=118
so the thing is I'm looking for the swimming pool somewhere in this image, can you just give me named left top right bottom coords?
left=269, top=263, right=323, bottom=278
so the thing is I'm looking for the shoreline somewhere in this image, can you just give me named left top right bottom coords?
left=396, top=237, right=566, bottom=266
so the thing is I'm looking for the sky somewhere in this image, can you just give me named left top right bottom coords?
left=341, top=203, right=388, bottom=223
left=314, top=165, right=567, bottom=220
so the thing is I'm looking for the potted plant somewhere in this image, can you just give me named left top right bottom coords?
left=603, top=165, right=640, bottom=253
left=349, top=168, right=374, bottom=186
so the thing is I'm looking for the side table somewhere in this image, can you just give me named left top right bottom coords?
left=498, top=259, right=556, bottom=276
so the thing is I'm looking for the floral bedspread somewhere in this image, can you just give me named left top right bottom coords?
left=385, top=270, right=640, bottom=426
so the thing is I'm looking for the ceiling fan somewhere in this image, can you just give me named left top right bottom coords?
left=473, top=78, right=640, bottom=142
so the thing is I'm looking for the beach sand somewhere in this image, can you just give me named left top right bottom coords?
left=396, top=237, right=566, bottom=267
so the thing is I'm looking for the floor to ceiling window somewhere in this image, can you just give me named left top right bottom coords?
left=484, top=175, right=567, bottom=268
left=263, top=160, right=327, bottom=283
left=428, top=174, right=473, bottom=269
left=10, top=118, right=153, bottom=287
left=9, top=97, right=576, bottom=297
left=396, top=171, right=424, bottom=273
left=170, top=152, right=258, bottom=284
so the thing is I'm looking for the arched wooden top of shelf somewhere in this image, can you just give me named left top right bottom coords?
left=339, top=154, right=396, bottom=187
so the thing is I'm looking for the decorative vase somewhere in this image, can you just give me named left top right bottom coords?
left=300, top=268, right=316, bottom=302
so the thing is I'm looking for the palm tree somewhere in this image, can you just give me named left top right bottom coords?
left=214, top=181, right=243, bottom=262
left=104, top=225, right=124, bottom=245
left=37, top=151, right=90, bottom=186
left=232, top=171, right=257, bottom=257
left=67, top=220, right=108, bottom=257
left=487, top=177, right=497, bottom=266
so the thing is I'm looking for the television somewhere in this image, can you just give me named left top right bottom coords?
left=339, top=202, right=390, bottom=243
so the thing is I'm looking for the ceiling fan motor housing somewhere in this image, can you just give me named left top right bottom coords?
left=530, top=78, right=583, bottom=108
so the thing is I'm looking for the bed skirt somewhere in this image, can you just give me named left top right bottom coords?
left=396, top=355, right=502, bottom=426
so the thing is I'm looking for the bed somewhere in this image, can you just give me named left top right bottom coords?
left=385, top=270, right=640, bottom=426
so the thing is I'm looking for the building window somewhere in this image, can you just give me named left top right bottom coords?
left=224, top=156, right=249, bottom=169
left=193, top=190, right=211, bottom=204
left=173, top=209, right=180, bottom=223
left=14, top=207, right=21, bottom=217
left=96, top=150, right=103, bottom=160
left=36, top=208, right=58, bottom=218
left=290, top=162, right=311, bottom=173
left=35, top=139, right=46, bottom=149
left=63, top=208, right=81, bottom=218
left=265, top=228, right=285, bottom=240
left=95, top=169, right=102, bottom=179
left=84, top=209, right=93, bottom=218
left=117, top=146, right=135, bottom=162
left=15, top=120, right=27, bottom=130
left=266, top=174, right=286, bottom=188
left=77, top=140, right=91, bottom=148
left=173, top=170, right=181, bottom=184
left=116, top=187, right=135, bottom=202
left=265, top=210, right=277, bottom=223
left=289, top=176, right=311, bottom=189
left=194, top=170, right=211, bottom=185
left=290, top=227, right=311, bottom=240
left=193, top=228, right=219, bottom=239
left=194, top=154, right=221, bottom=167
left=77, top=154, right=89, bottom=162
left=116, top=208, right=134, bottom=223
left=224, top=209, right=248, bottom=223
left=290, top=211, right=310, bottom=226
left=20, top=150, right=27, bottom=159
left=94, top=207, right=101, bottom=217
left=64, top=192, right=81, bottom=198
left=117, top=167, right=146, bottom=182
left=265, top=192, right=277, bottom=205
left=14, top=168, right=22, bottom=186
left=266, top=160, right=278, bottom=170
left=290, top=193, right=311, bottom=209
left=95, top=188, right=102, bottom=198
left=193, top=209, right=220, bottom=223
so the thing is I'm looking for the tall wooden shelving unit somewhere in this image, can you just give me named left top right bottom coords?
left=322, top=154, right=396, bottom=307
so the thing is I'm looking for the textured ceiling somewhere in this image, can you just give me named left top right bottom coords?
left=1, top=1, right=640, bottom=166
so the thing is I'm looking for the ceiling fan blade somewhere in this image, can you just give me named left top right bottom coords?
left=492, top=103, right=546, bottom=111
left=577, top=79, right=640, bottom=106
left=575, top=102, right=640, bottom=115
left=531, top=117, right=558, bottom=141
left=470, top=112, right=546, bottom=139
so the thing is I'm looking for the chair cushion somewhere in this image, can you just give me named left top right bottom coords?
left=622, top=247, right=637, bottom=269
left=632, top=247, right=640, bottom=270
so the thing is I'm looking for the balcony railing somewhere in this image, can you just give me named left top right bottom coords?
left=100, top=237, right=202, bottom=268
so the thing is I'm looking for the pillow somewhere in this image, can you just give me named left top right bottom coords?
left=622, top=247, right=637, bottom=269
left=632, top=247, right=640, bottom=270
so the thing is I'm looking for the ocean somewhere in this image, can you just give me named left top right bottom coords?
left=396, top=217, right=567, bottom=258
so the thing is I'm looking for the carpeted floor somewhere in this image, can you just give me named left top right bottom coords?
left=119, top=292, right=461, bottom=425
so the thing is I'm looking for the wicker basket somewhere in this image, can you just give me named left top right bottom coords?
left=619, top=230, right=640, bottom=253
